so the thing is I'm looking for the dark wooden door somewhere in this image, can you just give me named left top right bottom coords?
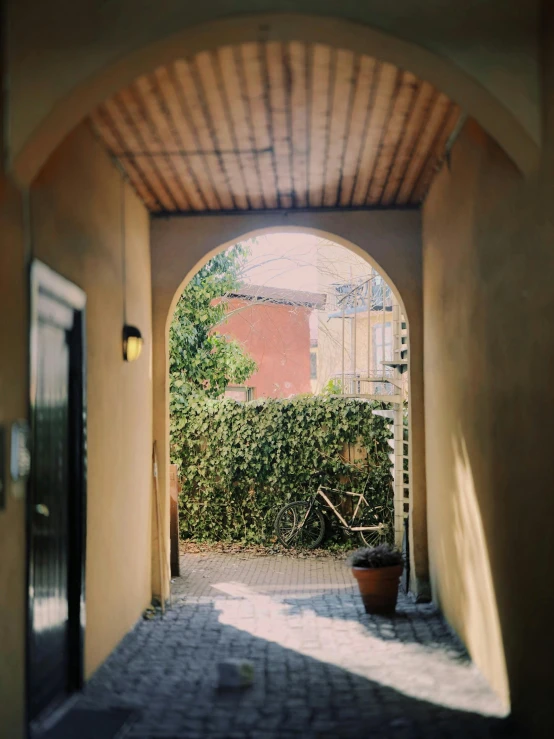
left=28, top=262, right=86, bottom=722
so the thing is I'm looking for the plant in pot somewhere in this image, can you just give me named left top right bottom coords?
left=349, top=544, right=404, bottom=615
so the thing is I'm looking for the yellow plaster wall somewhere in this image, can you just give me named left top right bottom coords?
left=0, top=176, right=27, bottom=739
left=30, top=123, right=153, bottom=677
left=316, top=312, right=403, bottom=394
left=423, top=117, right=554, bottom=733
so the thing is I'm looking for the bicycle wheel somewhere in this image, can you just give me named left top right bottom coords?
left=357, top=503, right=391, bottom=547
left=275, top=501, right=325, bottom=549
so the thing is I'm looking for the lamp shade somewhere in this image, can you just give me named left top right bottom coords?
left=122, top=325, right=143, bottom=362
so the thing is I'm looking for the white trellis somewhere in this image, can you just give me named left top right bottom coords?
left=333, top=269, right=409, bottom=547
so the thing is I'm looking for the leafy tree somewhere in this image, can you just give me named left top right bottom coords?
left=169, top=245, right=257, bottom=418
left=321, top=377, right=343, bottom=395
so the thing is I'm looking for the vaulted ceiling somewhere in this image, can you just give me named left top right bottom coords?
left=90, top=41, right=461, bottom=214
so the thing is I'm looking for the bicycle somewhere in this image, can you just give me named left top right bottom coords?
left=273, top=476, right=392, bottom=549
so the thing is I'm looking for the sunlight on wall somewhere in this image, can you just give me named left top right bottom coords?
left=450, top=437, right=510, bottom=711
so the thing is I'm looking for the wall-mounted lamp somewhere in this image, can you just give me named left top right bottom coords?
left=122, top=325, right=143, bottom=362
left=119, top=169, right=143, bottom=363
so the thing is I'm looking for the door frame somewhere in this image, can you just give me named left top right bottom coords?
left=26, top=260, right=87, bottom=727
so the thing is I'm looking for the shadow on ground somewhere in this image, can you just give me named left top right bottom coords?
left=81, top=598, right=518, bottom=739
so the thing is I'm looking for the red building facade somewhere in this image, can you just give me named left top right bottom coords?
left=219, top=285, right=325, bottom=400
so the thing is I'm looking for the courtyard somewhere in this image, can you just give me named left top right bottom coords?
left=77, top=550, right=515, bottom=738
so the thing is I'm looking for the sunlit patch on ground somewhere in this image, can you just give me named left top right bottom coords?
left=81, top=552, right=513, bottom=738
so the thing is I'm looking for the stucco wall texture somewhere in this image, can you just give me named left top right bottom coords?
left=423, top=118, right=554, bottom=734
left=0, top=177, right=27, bottom=739
left=220, top=297, right=313, bottom=398
left=30, top=124, right=154, bottom=679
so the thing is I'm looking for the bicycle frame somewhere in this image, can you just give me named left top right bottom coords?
left=315, top=486, right=384, bottom=533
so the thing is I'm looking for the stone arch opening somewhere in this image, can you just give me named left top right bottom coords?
left=17, top=15, right=518, bottom=719
left=13, top=14, right=537, bottom=186
left=167, top=227, right=408, bottom=330
left=151, top=213, right=425, bottom=603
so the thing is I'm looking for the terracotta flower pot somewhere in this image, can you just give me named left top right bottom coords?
left=352, top=564, right=403, bottom=615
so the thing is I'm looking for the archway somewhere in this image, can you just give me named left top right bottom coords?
left=151, top=214, right=426, bottom=603
left=167, top=227, right=409, bottom=325
left=12, top=14, right=537, bottom=185
left=11, top=12, right=522, bottom=730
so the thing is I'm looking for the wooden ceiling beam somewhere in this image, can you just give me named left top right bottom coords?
left=411, top=103, right=462, bottom=203
left=173, top=59, right=234, bottom=209
left=195, top=51, right=249, bottom=210
left=266, top=41, right=294, bottom=209
left=323, top=49, right=355, bottom=208
left=118, top=86, right=190, bottom=211
left=103, top=94, right=178, bottom=211
left=90, top=40, right=458, bottom=213
left=350, top=61, right=397, bottom=207
left=308, top=44, right=332, bottom=208
left=337, top=56, right=378, bottom=207
left=89, top=108, right=161, bottom=211
left=217, top=46, right=265, bottom=209
left=367, top=70, right=418, bottom=205
left=396, top=91, right=452, bottom=204
left=379, top=81, right=436, bottom=207
left=288, top=41, right=309, bottom=209
left=154, top=65, right=220, bottom=210
left=134, top=74, right=205, bottom=211
left=240, top=42, right=278, bottom=209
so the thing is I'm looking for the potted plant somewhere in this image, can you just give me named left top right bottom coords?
left=349, top=544, right=404, bottom=615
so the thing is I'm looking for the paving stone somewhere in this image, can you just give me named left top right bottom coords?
left=77, top=551, right=515, bottom=738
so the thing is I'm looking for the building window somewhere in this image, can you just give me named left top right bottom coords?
left=310, top=349, right=317, bottom=379
left=370, top=276, right=392, bottom=308
left=372, top=322, right=393, bottom=370
left=225, top=386, right=255, bottom=402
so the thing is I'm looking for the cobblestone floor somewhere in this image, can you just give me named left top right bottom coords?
left=82, top=552, right=517, bottom=738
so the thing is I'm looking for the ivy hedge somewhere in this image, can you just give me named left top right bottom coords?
left=171, top=394, right=393, bottom=545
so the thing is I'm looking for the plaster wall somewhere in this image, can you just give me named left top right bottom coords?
left=30, top=123, right=153, bottom=678
left=6, top=5, right=539, bottom=182
left=0, top=176, right=27, bottom=739
left=423, top=117, right=554, bottom=732
left=219, top=297, right=313, bottom=399
left=316, top=312, right=399, bottom=394
left=315, top=241, right=400, bottom=394
left=150, top=210, right=426, bottom=598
